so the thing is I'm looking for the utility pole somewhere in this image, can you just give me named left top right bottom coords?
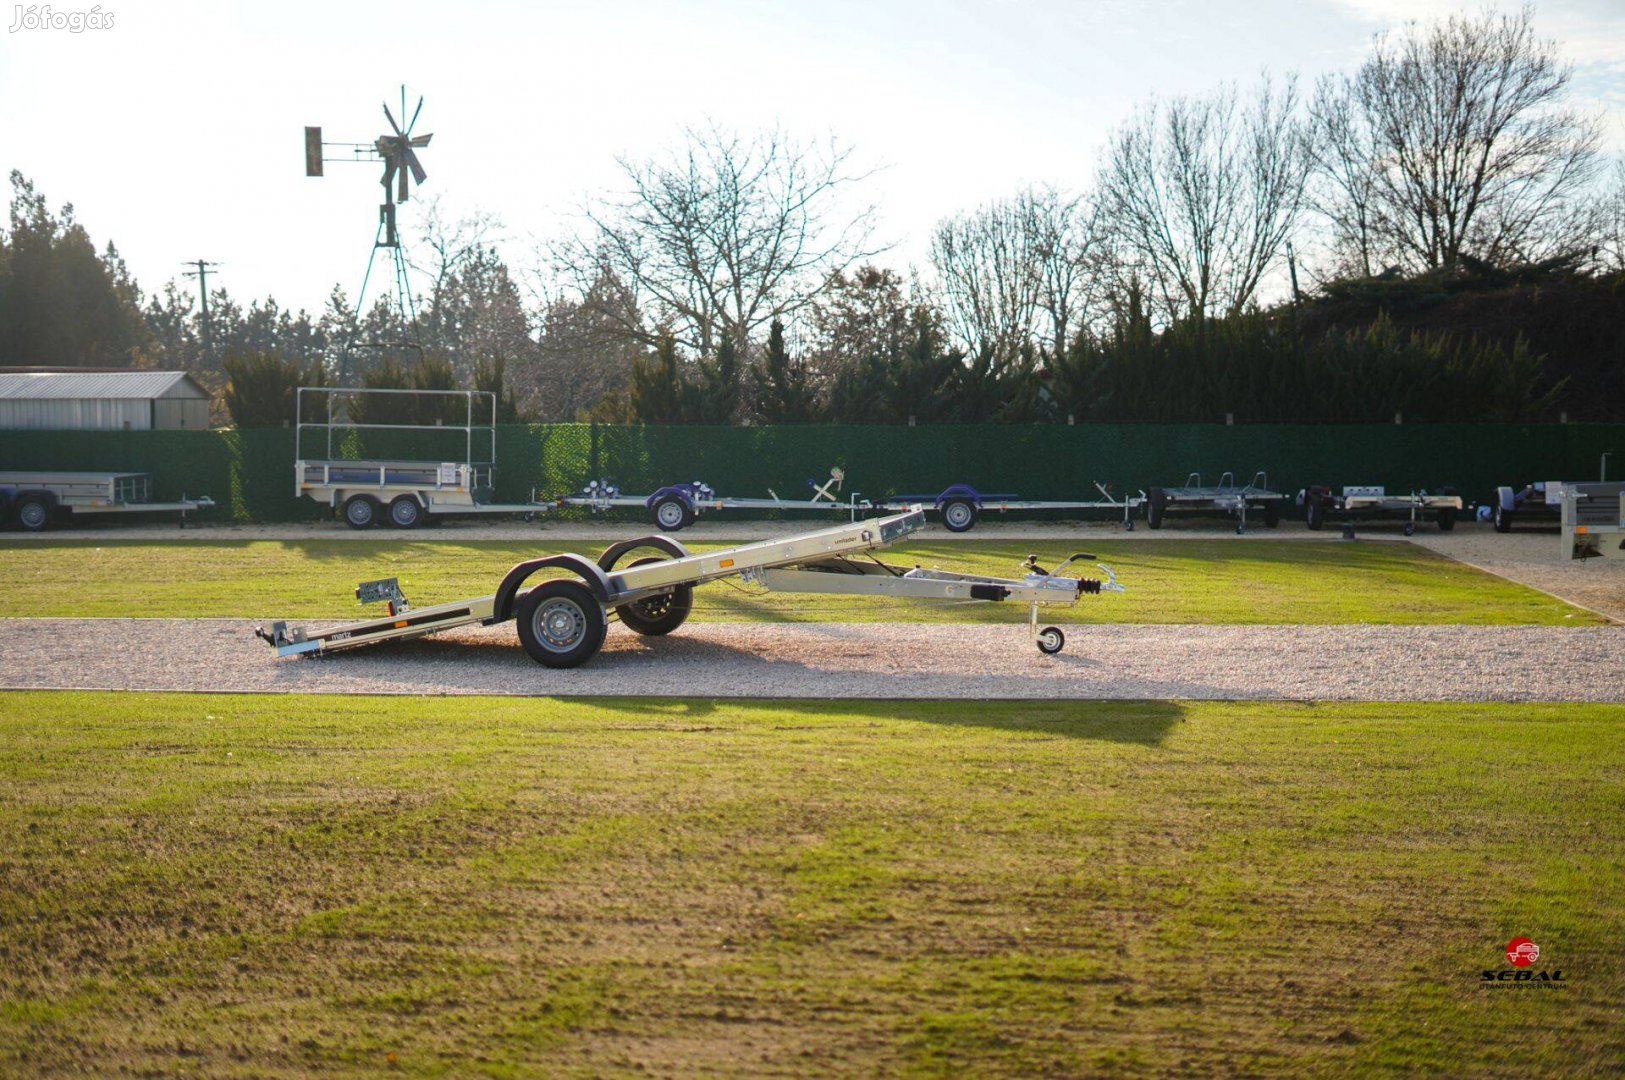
left=183, top=260, right=220, bottom=364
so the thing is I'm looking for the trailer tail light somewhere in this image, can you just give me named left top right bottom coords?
left=720, top=558, right=735, bottom=568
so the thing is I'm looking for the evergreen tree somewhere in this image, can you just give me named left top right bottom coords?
left=752, top=321, right=819, bottom=422
left=629, top=332, right=685, bottom=423
left=682, top=333, right=740, bottom=423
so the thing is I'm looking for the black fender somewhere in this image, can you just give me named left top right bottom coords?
left=492, top=553, right=614, bottom=623
left=597, top=534, right=690, bottom=572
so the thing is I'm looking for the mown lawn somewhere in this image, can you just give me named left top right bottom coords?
left=0, top=537, right=1599, bottom=624
left=0, top=692, right=1620, bottom=1076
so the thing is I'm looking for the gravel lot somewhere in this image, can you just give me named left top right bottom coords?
left=5, top=618, right=1621, bottom=701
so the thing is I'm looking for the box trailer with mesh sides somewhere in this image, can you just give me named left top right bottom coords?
left=294, top=386, right=551, bottom=529
left=0, top=471, right=214, bottom=531
left=1561, top=483, right=1625, bottom=561
left=256, top=509, right=1126, bottom=667
left=1300, top=486, right=1461, bottom=535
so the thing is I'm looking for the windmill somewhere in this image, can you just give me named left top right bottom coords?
left=304, top=87, right=434, bottom=380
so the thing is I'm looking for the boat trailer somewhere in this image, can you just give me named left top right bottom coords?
left=255, top=510, right=1125, bottom=668
left=1146, top=472, right=1286, bottom=534
left=559, top=467, right=1143, bottom=533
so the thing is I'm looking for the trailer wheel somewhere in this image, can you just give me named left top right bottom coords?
left=388, top=495, right=423, bottom=529
left=1036, top=626, right=1065, bottom=655
left=15, top=496, right=50, bottom=532
left=516, top=579, right=608, bottom=668
left=614, top=556, right=694, bottom=636
left=1305, top=496, right=1325, bottom=530
left=1437, top=507, right=1456, bottom=532
left=342, top=495, right=379, bottom=530
left=1493, top=504, right=1513, bottom=533
left=651, top=495, right=694, bottom=532
left=1263, top=502, right=1281, bottom=528
left=940, top=498, right=978, bottom=533
left=1146, top=489, right=1166, bottom=529
left=1403, top=521, right=1416, bottom=537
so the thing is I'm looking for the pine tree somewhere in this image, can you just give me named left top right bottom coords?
left=630, top=332, right=685, bottom=423
left=752, top=320, right=819, bottom=422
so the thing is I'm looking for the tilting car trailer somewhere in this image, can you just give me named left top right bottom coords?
left=1300, top=485, right=1461, bottom=535
left=1561, top=483, right=1625, bottom=561
left=1145, top=472, right=1286, bottom=534
left=561, top=467, right=1144, bottom=534
left=295, top=386, right=552, bottom=529
left=0, top=471, right=214, bottom=531
left=255, top=509, right=1125, bottom=667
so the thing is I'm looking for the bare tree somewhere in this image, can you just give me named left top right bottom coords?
left=1601, top=159, right=1625, bottom=274
left=1100, top=74, right=1310, bottom=326
left=555, top=124, right=883, bottom=360
left=1313, top=7, right=1602, bottom=271
left=929, top=185, right=1099, bottom=357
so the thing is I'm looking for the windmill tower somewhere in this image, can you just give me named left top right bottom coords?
left=304, top=87, right=433, bottom=381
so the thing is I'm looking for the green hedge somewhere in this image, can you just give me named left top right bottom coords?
left=1, top=423, right=1619, bottom=523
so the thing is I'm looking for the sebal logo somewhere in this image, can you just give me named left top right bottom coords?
left=1481, top=936, right=1564, bottom=986
left=1506, top=937, right=1540, bottom=967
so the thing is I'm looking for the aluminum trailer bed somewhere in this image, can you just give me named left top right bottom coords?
left=1561, top=483, right=1625, bottom=561
left=1146, top=472, right=1286, bottom=533
left=1494, top=478, right=1623, bottom=534
left=1301, top=485, right=1461, bottom=536
left=256, top=509, right=1125, bottom=667
left=0, top=471, right=214, bottom=531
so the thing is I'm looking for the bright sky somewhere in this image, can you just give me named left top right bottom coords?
left=2, top=0, right=1622, bottom=318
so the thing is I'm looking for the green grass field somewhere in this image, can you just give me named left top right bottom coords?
left=0, top=692, right=1620, bottom=1076
left=0, top=537, right=1598, bottom=624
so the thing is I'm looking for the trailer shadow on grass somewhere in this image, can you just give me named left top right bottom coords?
left=576, top=695, right=1187, bottom=747
left=278, top=631, right=1196, bottom=745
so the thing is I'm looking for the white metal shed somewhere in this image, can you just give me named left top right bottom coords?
left=0, top=371, right=212, bottom=430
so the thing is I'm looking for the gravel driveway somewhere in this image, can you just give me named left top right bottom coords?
left=5, top=618, right=1621, bottom=702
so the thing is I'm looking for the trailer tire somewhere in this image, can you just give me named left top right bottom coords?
left=1305, top=496, right=1325, bottom=530
left=388, top=495, right=423, bottom=529
left=516, top=579, right=608, bottom=668
left=614, top=556, right=693, bottom=636
left=1036, top=626, right=1065, bottom=655
left=15, top=496, right=50, bottom=532
left=1146, top=489, right=1166, bottom=529
left=940, top=498, right=978, bottom=533
left=651, top=495, right=694, bottom=532
left=1262, top=501, right=1281, bottom=528
left=1437, top=507, right=1456, bottom=532
left=343, top=495, right=379, bottom=530
left=1493, top=504, right=1513, bottom=533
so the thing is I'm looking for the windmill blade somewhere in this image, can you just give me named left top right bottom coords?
left=382, top=102, right=403, bottom=137
left=406, top=95, right=423, bottom=135
left=410, top=133, right=432, bottom=147
left=402, top=146, right=427, bottom=186
left=397, top=162, right=410, bottom=202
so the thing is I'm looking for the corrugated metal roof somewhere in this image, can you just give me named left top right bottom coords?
left=0, top=371, right=208, bottom=400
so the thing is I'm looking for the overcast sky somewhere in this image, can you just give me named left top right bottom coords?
left=2, top=0, right=1622, bottom=318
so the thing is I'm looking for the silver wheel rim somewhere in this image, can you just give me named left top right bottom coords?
left=391, top=500, right=417, bottom=525
left=533, top=597, right=587, bottom=652
left=19, top=503, right=45, bottom=528
left=945, top=503, right=972, bottom=528
left=1040, top=630, right=1061, bottom=651
left=657, top=501, right=685, bottom=529
left=347, top=501, right=372, bottom=525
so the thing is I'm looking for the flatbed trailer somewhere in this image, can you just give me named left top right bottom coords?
left=1561, top=484, right=1625, bottom=561
left=870, top=482, right=1145, bottom=533
left=295, top=387, right=550, bottom=528
left=1301, top=485, right=1461, bottom=535
left=1145, top=472, right=1286, bottom=534
left=0, top=471, right=214, bottom=531
left=256, top=509, right=1125, bottom=667
left=1492, top=479, right=1624, bottom=534
left=560, top=469, right=871, bottom=532
left=561, top=468, right=1144, bottom=534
